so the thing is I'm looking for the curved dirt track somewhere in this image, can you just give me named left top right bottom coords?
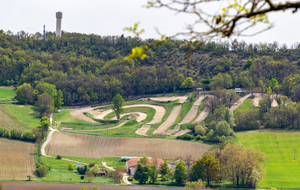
left=253, top=93, right=278, bottom=107
left=153, top=105, right=182, bottom=135
left=150, top=96, right=188, bottom=103
left=180, top=95, right=205, bottom=125
left=111, top=112, right=147, bottom=122
left=69, top=107, right=98, bottom=123
left=135, top=124, right=151, bottom=136
left=94, top=104, right=165, bottom=125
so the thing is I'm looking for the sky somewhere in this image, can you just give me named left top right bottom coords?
left=0, top=0, right=299, bottom=47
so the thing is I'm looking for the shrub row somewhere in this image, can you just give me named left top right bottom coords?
left=0, top=128, right=36, bottom=142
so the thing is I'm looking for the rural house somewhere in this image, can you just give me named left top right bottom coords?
left=168, top=160, right=194, bottom=172
left=125, top=158, right=165, bottom=176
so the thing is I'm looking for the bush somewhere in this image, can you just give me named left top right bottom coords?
left=21, top=131, right=36, bottom=142
left=195, top=125, right=206, bottom=136
left=215, top=121, right=231, bottom=136
left=37, top=165, right=47, bottom=178
left=68, top=163, right=74, bottom=171
left=177, top=133, right=194, bottom=140
left=80, top=176, right=85, bottom=180
left=57, top=155, right=62, bottom=159
left=89, top=163, right=96, bottom=168
left=77, top=165, right=88, bottom=175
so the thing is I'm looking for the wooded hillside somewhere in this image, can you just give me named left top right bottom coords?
left=0, top=30, right=300, bottom=105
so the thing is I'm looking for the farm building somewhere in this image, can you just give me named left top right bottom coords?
left=168, top=160, right=194, bottom=172
left=125, top=158, right=165, bottom=176
left=235, top=88, right=244, bottom=94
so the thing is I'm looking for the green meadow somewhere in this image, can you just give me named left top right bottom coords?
left=0, top=86, right=16, bottom=102
left=236, top=131, right=300, bottom=188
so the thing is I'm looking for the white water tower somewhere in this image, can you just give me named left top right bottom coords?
left=56, top=11, right=63, bottom=37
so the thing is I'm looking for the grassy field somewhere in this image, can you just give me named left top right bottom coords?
left=0, top=105, right=29, bottom=131
left=0, top=86, right=16, bottom=102
left=46, top=132, right=211, bottom=159
left=236, top=131, right=300, bottom=188
left=235, top=99, right=258, bottom=113
left=55, top=110, right=92, bottom=124
left=0, top=104, right=40, bottom=128
left=0, top=138, right=35, bottom=180
left=39, top=156, right=121, bottom=184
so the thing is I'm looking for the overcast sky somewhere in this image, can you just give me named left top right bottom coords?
left=0, top=0, right=299, bottom=47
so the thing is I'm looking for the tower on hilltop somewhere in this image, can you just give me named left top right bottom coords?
left=56, top=11, right=63, bottom=37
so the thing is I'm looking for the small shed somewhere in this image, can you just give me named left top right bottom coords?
left=235, top=88, right=243, bottom=94
left=96, top=169, right=107, bottom=176
left=75, top=164, right=85, bottom=168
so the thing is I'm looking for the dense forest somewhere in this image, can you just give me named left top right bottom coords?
left=1, top=29, right=300, bottom=106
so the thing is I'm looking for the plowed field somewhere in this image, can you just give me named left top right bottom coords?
left=0, top=138, right=35, bottom=180
left=46, top=132, right=211, bottom=159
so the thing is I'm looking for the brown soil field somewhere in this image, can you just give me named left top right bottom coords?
left=153, top=105, right=182, bottom=135
left=46, top=132, right=210, bottom=159
left=0, top=139, right=35, bottom=180
left=0, top=182, right=182, bottom=190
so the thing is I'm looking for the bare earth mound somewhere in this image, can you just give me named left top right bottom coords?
left=46, top=132, right=210, bottom=159
left=70, top=107, right=97, bottom=123
left=0, top=138, right=35, bottom=180
left=253, top=93, right=279, bottom=107
left=1, top=182, right=181, bottom=190
left=153, top=105, right=182, bottom=134
left=150, top=96, right=188, bottom=103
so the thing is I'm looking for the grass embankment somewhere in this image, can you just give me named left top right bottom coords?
left=104, top=107, right=155, bottom=123
left=0, top=86, right=16, bottom=102
left=236, top=131, right=300, bottom=188
left=235, top=99, right=258, bottom=112
left=40, top=156, right=124, bottom=184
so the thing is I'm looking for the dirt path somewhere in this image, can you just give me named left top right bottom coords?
left=150, top=96, right=188, bottom=103
left=194, top=95, right=205, bottom=106
left=179, top=95, right=204, bottom=125
left=230, top=94, right=251, bottom=112
left=153, top=105, right=182, bottom=135
left=165, top=125, right=180, bottom=135
left=135, top=124, right=151, bottom=136
left=111, top=112, right=147, bottom=122
left=172, top=129, right=192, bottom=137
left=93, top=104, right=165, bottom=125
left=193, top=106, right=210, bottom=124
left=253, top=93, right=279, bottom=107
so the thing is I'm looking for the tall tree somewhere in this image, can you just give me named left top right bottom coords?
left=197, top=154, right=220, bottom=186
left=55, top=90, right=64, bottom=110
left=174, top=161, right=188, bottom=185
left=112, top=93, right=124, bottom=121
